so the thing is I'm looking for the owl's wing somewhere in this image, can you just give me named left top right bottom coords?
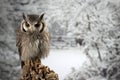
left=37, top=31, right=50, bottom=58
left=16, top=29, right=21, bottom=46
left=16, top=27, right=22, bottom=57
left=46, top=31, right=50, bottom=42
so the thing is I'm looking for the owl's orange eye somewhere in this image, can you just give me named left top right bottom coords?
left=35, top=23, right=40, bottom=28
left=25, top=22, right=30, bottom=27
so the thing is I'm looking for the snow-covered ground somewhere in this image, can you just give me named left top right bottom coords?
left=42, top=48, right=88, bottom=80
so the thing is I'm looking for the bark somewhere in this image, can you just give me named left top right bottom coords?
left=20, top=58, right=59, bottom=80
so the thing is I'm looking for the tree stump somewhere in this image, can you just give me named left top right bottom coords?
left=20, top=58, right=59, bottom=80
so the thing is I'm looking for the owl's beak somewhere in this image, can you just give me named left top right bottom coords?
left=29, top=26, right=35, bottom=33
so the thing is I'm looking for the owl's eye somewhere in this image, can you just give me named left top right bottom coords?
left=25, top=22, right=30, bottom=27
left=35, top=23, right=40, bottom=28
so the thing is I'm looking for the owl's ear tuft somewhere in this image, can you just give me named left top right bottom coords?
left=22, top=13, right=27, bottom=20
left=38, top=13, right=45, bottom=22
left=40, top=13, right=45, bottom=19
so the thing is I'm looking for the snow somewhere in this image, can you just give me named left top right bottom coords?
left=42, top=48, right=88, bottom=80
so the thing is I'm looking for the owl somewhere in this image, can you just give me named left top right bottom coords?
left=16, top=13, right=50, bottom=68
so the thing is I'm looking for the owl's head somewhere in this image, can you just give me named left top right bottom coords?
left=21, top=13, right=45, bottom=33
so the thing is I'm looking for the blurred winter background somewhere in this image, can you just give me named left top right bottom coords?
left=0, top=0, right=120, bottom=80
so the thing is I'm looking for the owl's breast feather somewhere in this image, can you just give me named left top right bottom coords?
left=21, top=39, right=40, bottom=61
